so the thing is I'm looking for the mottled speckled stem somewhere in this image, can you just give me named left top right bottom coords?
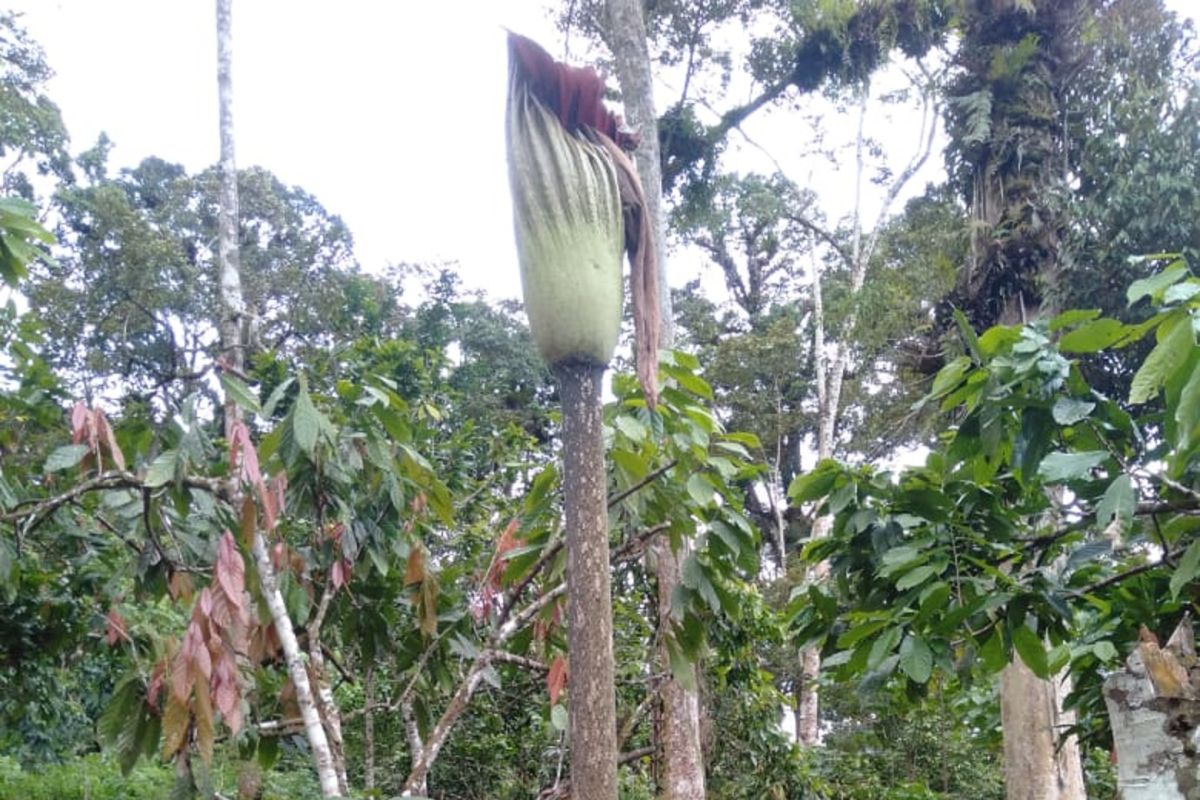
left=555, top=361, right=618, bottom=800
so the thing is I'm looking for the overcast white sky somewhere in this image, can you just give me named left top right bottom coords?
left=8, top=1, right=1196, bottom=305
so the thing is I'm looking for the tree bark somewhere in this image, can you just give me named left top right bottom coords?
left=603, top=0, right=672, bottom=343
left=1103, top=619, right=1200, bottom=799
left=248, top=531, right=342, bottom=797
left=214, top=2, right=339, bottom=795
left=556, top=361, right=619, bottom=800
left=1000, top=659, right=1085, bottom=800
left=602, top=3, right=706, bottom=796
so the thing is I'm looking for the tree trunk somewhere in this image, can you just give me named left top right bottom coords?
left=556, top=361, right=619, bottom=800
left=602, top=3, right=705, bottom=796
left=1000, top=659, right=1085, bottom=800
left=214, top=2, right=339, bottom=795
left=1103, top=619, right=1200, bottom=799
left=248, top=531, right=342, bottom=797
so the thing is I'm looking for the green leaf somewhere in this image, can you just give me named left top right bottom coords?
left=292, top=385, right=321, bottom=455
left=788, top=460, right=839, bottom=503
left=1092, top=641, right=1118, bottom=663
left=1036, top=451, right=1107, bottom=483
left=954, top=309, right=982, bottom=362
left=665, top=636, right=698, bottom=691
left=1130, top=312, right=1195, bottom=404
left=614, top=414, right=648, bottom=443
left=220, top=373, right=262, bottom=416
left=1051, top=397, right=1094, bottom=425
left=1174, top=362, right=1200, bottom=453
left=1012, top=623, right=1049, bottom=678
left=899, top=635, right=933, bottom=683
left=1095, top=474, right=1135, bottom=531
left=867, top=627, right=901, bottom=670
left=1127, top=262, right=1188, bottom=306
left=686, top=473, right=716, bottom=508
left=1169, top=539, right=1200, bottom=600
left=1058, top=318, right=1127, bottom=353
left=44, top=444, right=90, bottom=472
left=896, top=564, right=939, bottom=591
left=144, top=450, right=179, bottom=488
left=1049, top=308, right=1100, bottom=332
left=979, top=626, right=1006, bottom=673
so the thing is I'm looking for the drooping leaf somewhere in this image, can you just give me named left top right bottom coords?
left=1129, top=312, right=1195, bottom=404
left=1036, top=451, right=1107, bottom=483
left=899, top=635, right=933, bottom=683
left=1011, top=623, right=1049, bottom=678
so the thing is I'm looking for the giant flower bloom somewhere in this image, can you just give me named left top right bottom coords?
left=506, top=32, right=659, bottom=406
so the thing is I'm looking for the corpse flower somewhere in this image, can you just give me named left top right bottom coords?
left=506, top=32, right=659, bottom=406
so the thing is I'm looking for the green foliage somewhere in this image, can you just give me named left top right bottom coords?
left=0, top=755, right=173, bottom=800
left=790, top=260, right=1200, bottom=747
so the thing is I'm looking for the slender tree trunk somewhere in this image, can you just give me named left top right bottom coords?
left=556, top=361, right=619, bottom=800
left=1000, top=660, right=1085, bottom=800
left=214, top=2, right=339, bottom=795
left=308, top=584, right=349, bottom=793
left=603, top=0, right=672, bottom=341
left=603, top=3, right=705, bottom=796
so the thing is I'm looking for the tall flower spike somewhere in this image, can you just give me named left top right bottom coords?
left=506, top=32, right=659, bottom=407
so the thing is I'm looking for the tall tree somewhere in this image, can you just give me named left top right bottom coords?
left=603, top=1, right=705, bottom=795
left=213, top=0, right=340, bottom=794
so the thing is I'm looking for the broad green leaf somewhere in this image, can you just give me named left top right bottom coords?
left=686, top=474, right=716, bottom=508
left=1164, top=281, right=1200, bottom=305
left=614, top=414, right=648, bottom=442
left=1127, top=262, right=1188, bottom=306
left=1169, top=539, right=1200, bottom=600
left=954, top=309, right=982, bottom=362
left=899, top=635, right=933, bottom=683
left=867, top=627, right=901, bottom=670
left=788, top=460, right=839, bottom=503
left=1048, top=308, right=1100, bottom=332
left=1130, top=312, right=1195, bottom=404
left=896, top=563, right=939, bottom=590
left=220, top=373, right=262, bottom=416
left=144, top=450, right=179, bottom=488
left=261, top=377, right=295, bottom=418
left=292, top=386, right=321, bottom=455
left=1012, top=623, right=1049, bottom=678
left=665, top=636, right=698, bottom=691
left=930, top=356, right=971, bottom=399
left=1058, top=318, right=1127, bottom=353
left=44, top=444, right=90, bottom=472
left=1095, top=474, right=1135, bottom=531
left=1036, top=451, right=1107, bottom=483
left=836, top=619, right=890, bottom=649
left=979, top=626, right=1006, bottom=673
left=1092, top=641, right=1118, bottom=663
left=1051, top=397, right=1094, bottom=425
left=1175, top=362, right=1200, bottom=453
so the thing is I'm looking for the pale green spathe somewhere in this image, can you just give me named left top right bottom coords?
left=507, top=81, right=624, bottom=367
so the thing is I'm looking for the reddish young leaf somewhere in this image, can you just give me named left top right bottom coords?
left=404, top=546, right=427, bottom=587
left=147, top=660, right=166, bottom=709
left=94, top=408, right=126, bottom=470
left=69, top=400, right=88, bottom=444
left=193, top=679, right=215, bottom=764
left=160, top=693, right=190, bottom=759
left=547, top=654, right=569, bottom=705
left=105, top=607, right=131, bottom=646
left=216, top=531, right=246, bottom=613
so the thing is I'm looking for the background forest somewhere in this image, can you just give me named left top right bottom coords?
left=1, top=1, right=1198, bottom=799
